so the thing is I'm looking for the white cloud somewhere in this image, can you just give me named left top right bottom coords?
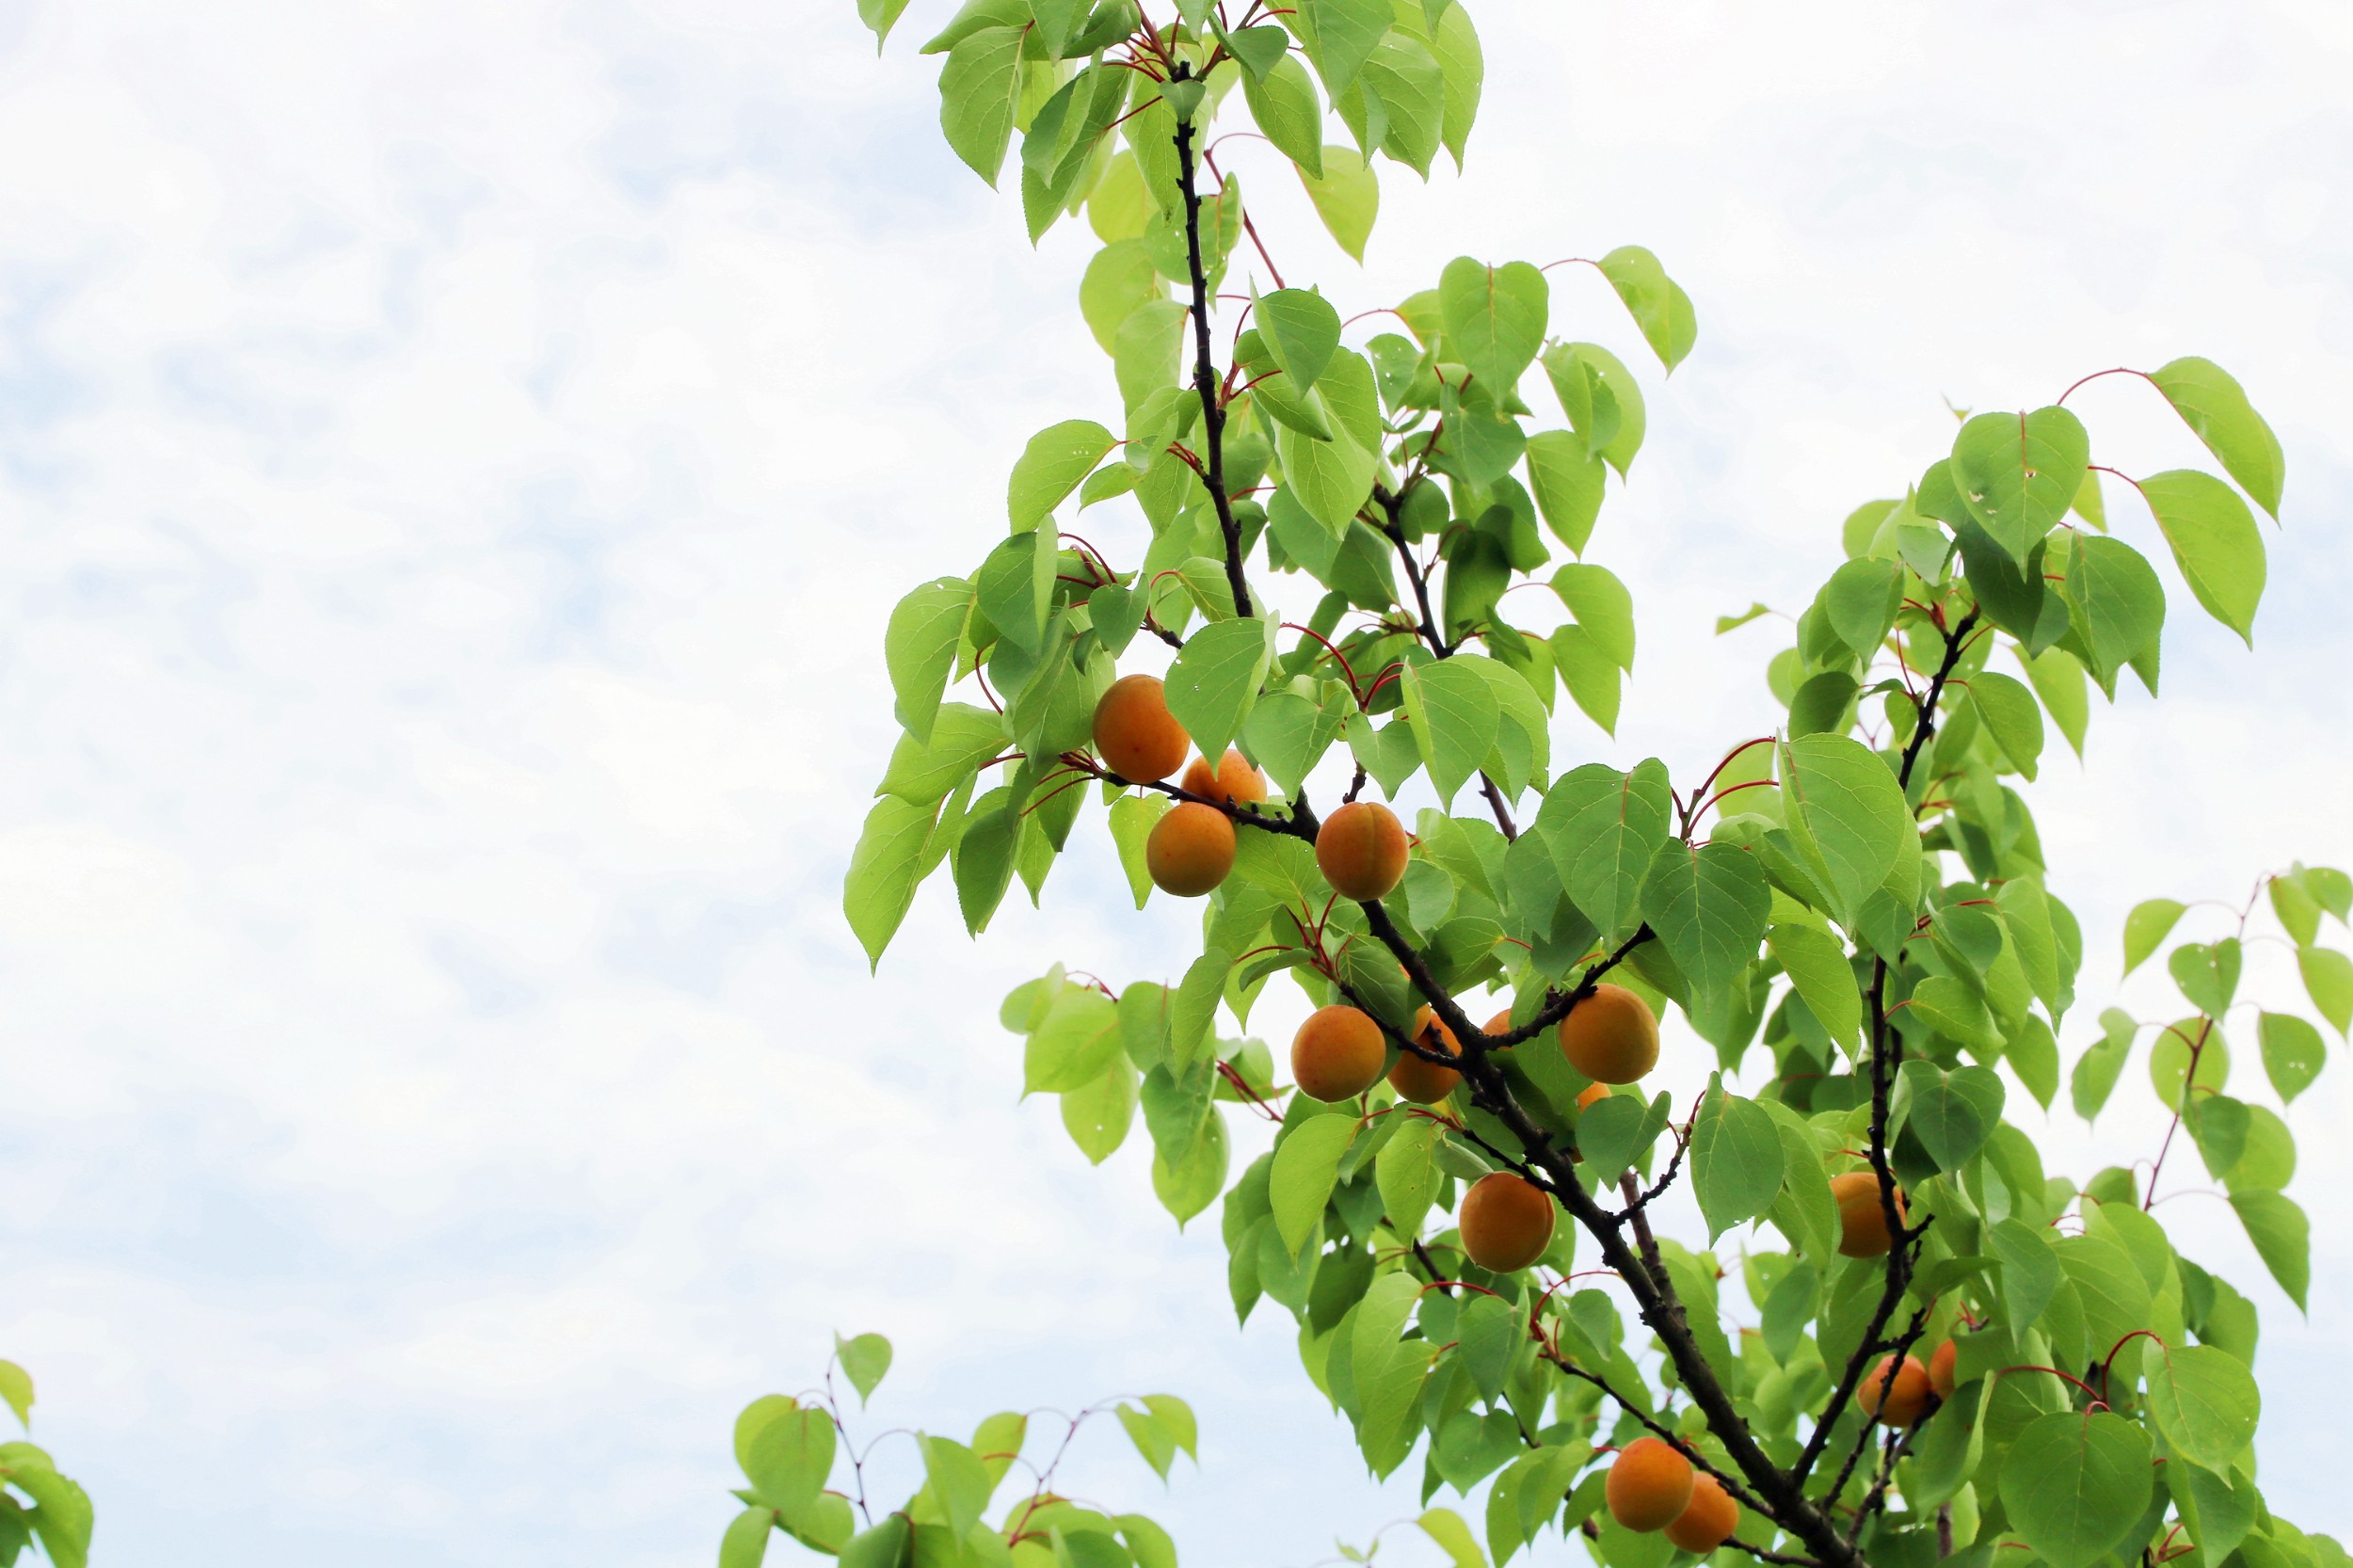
left=0, top=1, right=2346, bottom=1564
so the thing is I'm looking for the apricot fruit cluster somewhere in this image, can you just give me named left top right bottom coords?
left=1558, top=984, right=1658, bottom=1084
left=1829, top=1170, right=1907, bottom=1257
left=1607, top=1439, right=1738, bottom=1550
left=1316, top=800, right=1408, bottom=900
left=1859, top=1353, right=1934, bottom=1426
left=1092, top=674, right=1188, bottom=782
left=1388, top=1007, right=1461, bottom=1103
left=1290, top=1005, right=1385, bottom=1103
left=1144, top=803, right=1234, bottom=897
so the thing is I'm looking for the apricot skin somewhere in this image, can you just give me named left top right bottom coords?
left=1145, top=802, right=1236, bottom=897
left=1663, top=1475, right=1740, bottom=1554
left=1929, top=1338, right=1957, bottom=1400
left=1093, top=674, right=1190, bottom=782
left=1558, top=984, right=1659, bottom=1084
left=1460, top=1172, right=1556, bottom=1272
left=1830, top=1170, right=1907, bottom=1258
left=1859, top=1354, right=1934, bottom=1427
left=1607, top=1437, right=1695, bottom=1533
left=1316, top=801, right=1409, bottom=901
left=1181, top=750, right=1266, bottom=808
left=1387, top=1008, right=1461, bottom=1104
left=1576, top=1081, right=1611, bottom=1110
left=1292, top=1005, right=1386, bottom=1103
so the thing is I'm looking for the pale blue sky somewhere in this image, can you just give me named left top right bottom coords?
left=2, top=2, right=2349, bottom=1564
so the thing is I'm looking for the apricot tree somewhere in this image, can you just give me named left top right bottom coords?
left=802, top=1, right=2350, bottom=1564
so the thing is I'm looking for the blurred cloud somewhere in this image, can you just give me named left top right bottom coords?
left=0, top=1, right=2347, bottom=1563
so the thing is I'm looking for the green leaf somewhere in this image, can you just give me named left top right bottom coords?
left=1297, top=144, right=1378, bottom=261
left=1897, top=1060, right=2004, bottom=1171
left=2169, top=938, right=2241, bottom=1017
left=720, top=1507, right=776, bottom=1568
left=1822, top=556, right=1901, bottom=662
left=1152, top=1102, right=1228, bottom=1223
left=1549, top=563, right=1634, bottom=669
left=1776, top=735, right=1911, bottom=931
left=1355, top=34, right=1446, bottom=176
left=2143, top=1340, right=2259, bottom=1475
left=921, top=1435, right=996, bottom=1540
left=858, top=0, right=917, bottom=49
left=1549, top=625, right=1620, bottom=737
left=1541, top=342, right=1644, bottom=477
left=1376, top=1113, right=1442, bottom=1240
left=2301, top=945, right=2353, bottom=1036
left=1438, top=257, right=1547, bottom=397
left=1540, top=760, right=1672, bottom=942
left=1990, top=1216, right=2062, bottom=1325
left=1417, top=1508, right=1487, bottom=1568
left=2139, top=469, right=2265, bottom=644
left=1010, top=421, right=1119, bottom=532
left=845, top=795, right=948, bottom=970
left=2000, top=1412, right=2153, bottom=1568
left=1257, top=288, right=1342, bottom=393
left=1969, top=670, right=2045, bottom=780
left=1906, top=973, right=2000, bottom=1053
left=836, top=1334, right=893, bottom=1406
left=1063, top=1057, right=1139, bottom=1162
left=745, top=1407, right=836, bottom=1517
left=1640, top=840, right=1769, bottom=1000
left=937, top=26, right=1026, bottom=185
left=887, top=579, right=974, bottom=744
left=1226, top=23, right=1291, bottom=80
left=1241, top=689, right=1342, bottom=798
left=1429, top=4, right=1481, bottom=168
left=0, top=1363, right=29, bottom=1431
left=2071, top=1007, right=2136, bottom=1122
left=1109, top=793, right=1167, bottom=907
left=1691, top=1080, right=1781, bottom=1240
left=2229, top=1189, right=2309, bottom=1309
left=1522, top=430, right=1605, bottom=555
left=2121, top=898, right=2185, bottom=975
left=1401, top=658, right=1500, bottom=803
left=2057, top=533, right=2167, bottom=693
left=2258, top=1010, right=2325, bottom=1104
left=2017, top=643, right=2089, bottom=759
left=1594, top=245, right=1696, bottom=373
left=1298, top=0, right=1388, bottom=97
left=878, top=703, right=1007, bottom=805
left=1026, top=985, right=1126, bottom=1094
left=1766, top=922, right=1861, bottom=1048
left=1142, top=1393, right=1198, bottom=1459
left=1577, top=1090, right=1671, bottom=1189
left=1272, top=1112, right=1358, bottom=1254
left=1164, top=616, right=1274, bottom=760
left=839, top=1515, right=909, bottom=1568
left=1243, top=53, right=1326, bottom=177
left=1949, top=406, right=2090, bottom=566
left=2149, top=356, right=2284, bottom=519
left=2149, top=1016, right=2228, bottom=1109
left=1277, top=353, right=1381, bottom=531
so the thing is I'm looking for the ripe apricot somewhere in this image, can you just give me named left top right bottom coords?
left=1093, top=674, right=1189, bottom=782
left=1180, top=750, right=1266, bottom=808
left=1576, top=1081, right=1611, bottom=1111
left=1459, top=1172, right=1556, bottom=1272
left=1858, top=1354, right=1933, bottom=1426
left=1387, top=1007, right=1461, bottom=1103
left=1663, top=1475, right=1739, bottom=1554
left=1929, top=1337, right=1957, bottom=1400
left=1291, top=1005, right=1385, bottom=1103
left=1145, top=802, right=1235, bottom=897
left=1316, top=801, right=1409, bottom=901
left=1606, top=1437, right=1694, bottom=1533
left=1558, top=984, right=1659, bottom=1084
left=1830, top=1171, right=1907, bottom=1257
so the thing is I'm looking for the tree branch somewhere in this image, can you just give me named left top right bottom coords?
left=1170, top=73, right=1252, bottom=621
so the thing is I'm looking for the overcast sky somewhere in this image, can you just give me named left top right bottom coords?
left=2, top=2, right=2350, bottom=1564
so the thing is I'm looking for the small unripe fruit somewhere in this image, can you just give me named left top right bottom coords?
left=1317, top=801, right=1409, bottom=901
left=1459, top=1172, right=1556, bottom=1272
left=1093, top=674, right=1190, bottom=782
left=1180, top=750, right=1266, bottom=808
left=1558, top=984, right=1659, bottom=1084
left=1388, top=1007, right=1461, bottom=1103
left=1607, top=1437, right=1694, bottom=1533
left=1859, top=1354, right=1933, bottom=1427
left=1576, top=1081, right=1611, bottom=1110
left=1663, top=1475, right=1740, bottom=1554
left=1291, top=1005, right=1385, bottom=1103
left=1830, top=1171, right=1907, bottom=1257
left=1145, top=802, right=1235, bottom=897
left=1929, top=1337, right=1958, bottom=1400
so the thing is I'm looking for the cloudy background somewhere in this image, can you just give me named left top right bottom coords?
left=2, top=0, right=2349, bottom=1562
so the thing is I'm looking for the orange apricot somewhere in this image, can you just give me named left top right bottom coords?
left=1929, top=1337, right=1957, bottom=1400
left=1291, top=1005, right=1386, bottom=1103
left=1558, top=984, right=1659, bottom=1084
left=1460, top=1172, right=1557, bottom=1272
left=1387, top=1007, right=1461, bottom=1104
left=1858, top=1354, right=1934, bottom=1427
left=1663, top=1474, right=1740, bottom=1554
left=1092, top=674, right=1189, bottom=782
left=1144, top=802, right=1235, bottom=897
left=1316, top=800, right=1409, bottom=901
left=1830, top=1171, right=1907, bottom=1258
left=1606, top=1437, right=1695, bottom=1532
left=1180, top=750, right=1266, bottom=808
left=1576, top=1081, right=1611, bottom=1111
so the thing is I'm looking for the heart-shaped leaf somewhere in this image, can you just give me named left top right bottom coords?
left=1897, top=1061, right=2006, bottom=1171
left=2169, top=937, right=2242, bottom=1017
left=1950, top=406, right=2090, bottom=566
left=1999, top=1412, right=2153, bottom=1568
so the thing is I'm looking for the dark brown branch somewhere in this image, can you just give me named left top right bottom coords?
left=1542, top=1351, right=1780, bottom=1524
left=1169, top=72, right=1252, bottom=620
